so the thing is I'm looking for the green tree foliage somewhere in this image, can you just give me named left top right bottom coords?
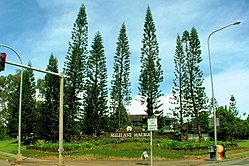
left=170, top=34, right=186, bottom=134
left=217, top=105, right=239, bottom=140
left=0, top=76, right=6, bottom=139
left=63, top=4, right=88, bottom=139
left=181, top=28, right=208, bottom=139
left=228, top=95, right=239, bottom=139
left=1, top=73, right=19, bottom=138
left=84, top=32, right=109, bottom=135
left=240, top=117, right=249, bottom=139
left=36, top=78, right=45, bottom=99
left=21, top=62, right=36, bottom=144
left=39, top=54, right=60, bottom=142
left=209, top=97, right=218, bottom=113
left=139, top=6, right=163, bottom=118
left=109, top=105, right=131, bottom=131
left=6, top=65, right=36, bottom=143
left=6, top=86, right=19, bottom=138
left=110, top=23, right=131, bottom=130
left=208, top=96, right=249, bottom=140
left=229, top=95, right=239, bottom=116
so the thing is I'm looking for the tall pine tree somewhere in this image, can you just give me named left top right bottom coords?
left=182, top=28, right=208, bottom=139
left=84, top=32, right=108, bottom=135
left=229, top=95, right=239, bottom=116
left=40, top=54, right=60, bottom=142
left=21, top=62, right=36, bottom=144
left=228, top=95, right=239, bottom=139
left=63, top=4, right=88, bottom=140
left=139, top=6, right=163, bottom=118
left=110, top=23, right=131, bottom=130
left=170, top=34, right=186, bottom=136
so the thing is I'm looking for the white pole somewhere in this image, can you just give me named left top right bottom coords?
left=0, top=44, right=23, bottom=162
left=58, top=73, right=64, bottom=165
left=150, top=130, right=153, bottom=166
left=207, top=20, right=240, bottom=160
left=16, top=69, right=23, bottom=162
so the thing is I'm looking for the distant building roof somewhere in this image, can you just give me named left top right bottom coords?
left=129, top=114, right=147, bottom=122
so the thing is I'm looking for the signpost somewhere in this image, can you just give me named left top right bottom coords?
left=209, top=118, right=220, bottom=127
left=148, top=118, right=158, bottom=131
left=148, top=117, right=158, bottom=166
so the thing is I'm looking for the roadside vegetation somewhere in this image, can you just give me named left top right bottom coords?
left=1, top=138, right=249, bottom=161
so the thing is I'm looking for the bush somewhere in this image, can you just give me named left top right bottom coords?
left=28, top=140, right=95, bottom=152
left=29, top=138, right=238, bottom=153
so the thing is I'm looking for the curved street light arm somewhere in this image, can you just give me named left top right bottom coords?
left=0, top=44, right=23, bottom=64
left=207, top=20, right=240, bottom=160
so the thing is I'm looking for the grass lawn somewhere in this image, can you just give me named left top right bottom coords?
left=0, top=139, right=17, bottom=153
left=65, top=142, right=186, bottom=160
left=0, top=139, right=17, bottom=161
left=1, top=139, right=249, bottom=161
left=237, top=140, right=249, bottom=149
left=225, top=140, right=249, bottom=160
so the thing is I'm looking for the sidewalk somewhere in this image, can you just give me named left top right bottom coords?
left=2, top=158, right=218, bottom=166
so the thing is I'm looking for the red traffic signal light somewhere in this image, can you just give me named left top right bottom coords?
left=0, top=53, right=6, bottom=71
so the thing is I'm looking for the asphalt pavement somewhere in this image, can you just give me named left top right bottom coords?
left=0, top=155, right=249, bottom=166
left=0, top=158, right=248, bottom=166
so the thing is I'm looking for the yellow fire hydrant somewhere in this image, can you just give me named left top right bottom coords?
left=217, top=145, right=224, bottom=160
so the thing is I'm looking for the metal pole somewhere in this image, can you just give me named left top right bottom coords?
left=207, top=20, right=240, bottom=160
left=150, top=130, right=153, bottom=166
left=16, top=69, right=23, bottom=162
left=6, top=61, right=61, bottom=77
left=0, top=44, right=23, bottom=162
left=58, top=73, right=64, bottom=165
left=207, top=37, right=217, bottom=147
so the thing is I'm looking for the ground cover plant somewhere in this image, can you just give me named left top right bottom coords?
left=0, top=138, right=246, bottom=160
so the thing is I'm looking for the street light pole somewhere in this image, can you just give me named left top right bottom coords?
left=58, top=73, right=64, bottom=166
left=207, top=20, right=240, bottom=154
left=0, top=44, right=23, bottom=162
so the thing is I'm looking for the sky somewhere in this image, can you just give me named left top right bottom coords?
left=0, top=0, right=248, bottom=117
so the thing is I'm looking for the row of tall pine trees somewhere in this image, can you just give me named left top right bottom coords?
left=1, top=3, right=246, bottom=143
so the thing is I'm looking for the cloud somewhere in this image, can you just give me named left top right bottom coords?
left=127, top=95, right=147, bottom=115
left=127, top=94, right=173, bottom=116
left=129, top=67, right=249, bottom=116
left=204, top=68, right=249, bottom=115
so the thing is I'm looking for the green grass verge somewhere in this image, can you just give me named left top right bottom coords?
left=0, top=139, right=18, bottom=161
left=237, top=140, right=249, bottom=149
left=0, top=139, right=18, bottom=153
left=0, top=139, right=248, bottom=160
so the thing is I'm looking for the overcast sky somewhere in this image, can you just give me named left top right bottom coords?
left=0, top=0, right=248, bottom=117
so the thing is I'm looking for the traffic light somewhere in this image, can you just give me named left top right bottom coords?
left=0, top=53, right=6, bottom=71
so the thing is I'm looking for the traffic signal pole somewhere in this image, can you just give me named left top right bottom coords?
left=0, top=44, right=24, bottom=163
left=16, top=69, right=23, bottom=162
left=5, top=60, right=64, bottom=165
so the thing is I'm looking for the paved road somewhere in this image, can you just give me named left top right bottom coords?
left=216, top=157, right=249, bottom=166
left=0, top=159, right=206, bottom=166
left=0, top=159, right=9, bottom=166
left=0, top=157, right=248, bottom=166
left=231, top=157, right=249, bottom=165
left=0, top=158, right=212, bottom=166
